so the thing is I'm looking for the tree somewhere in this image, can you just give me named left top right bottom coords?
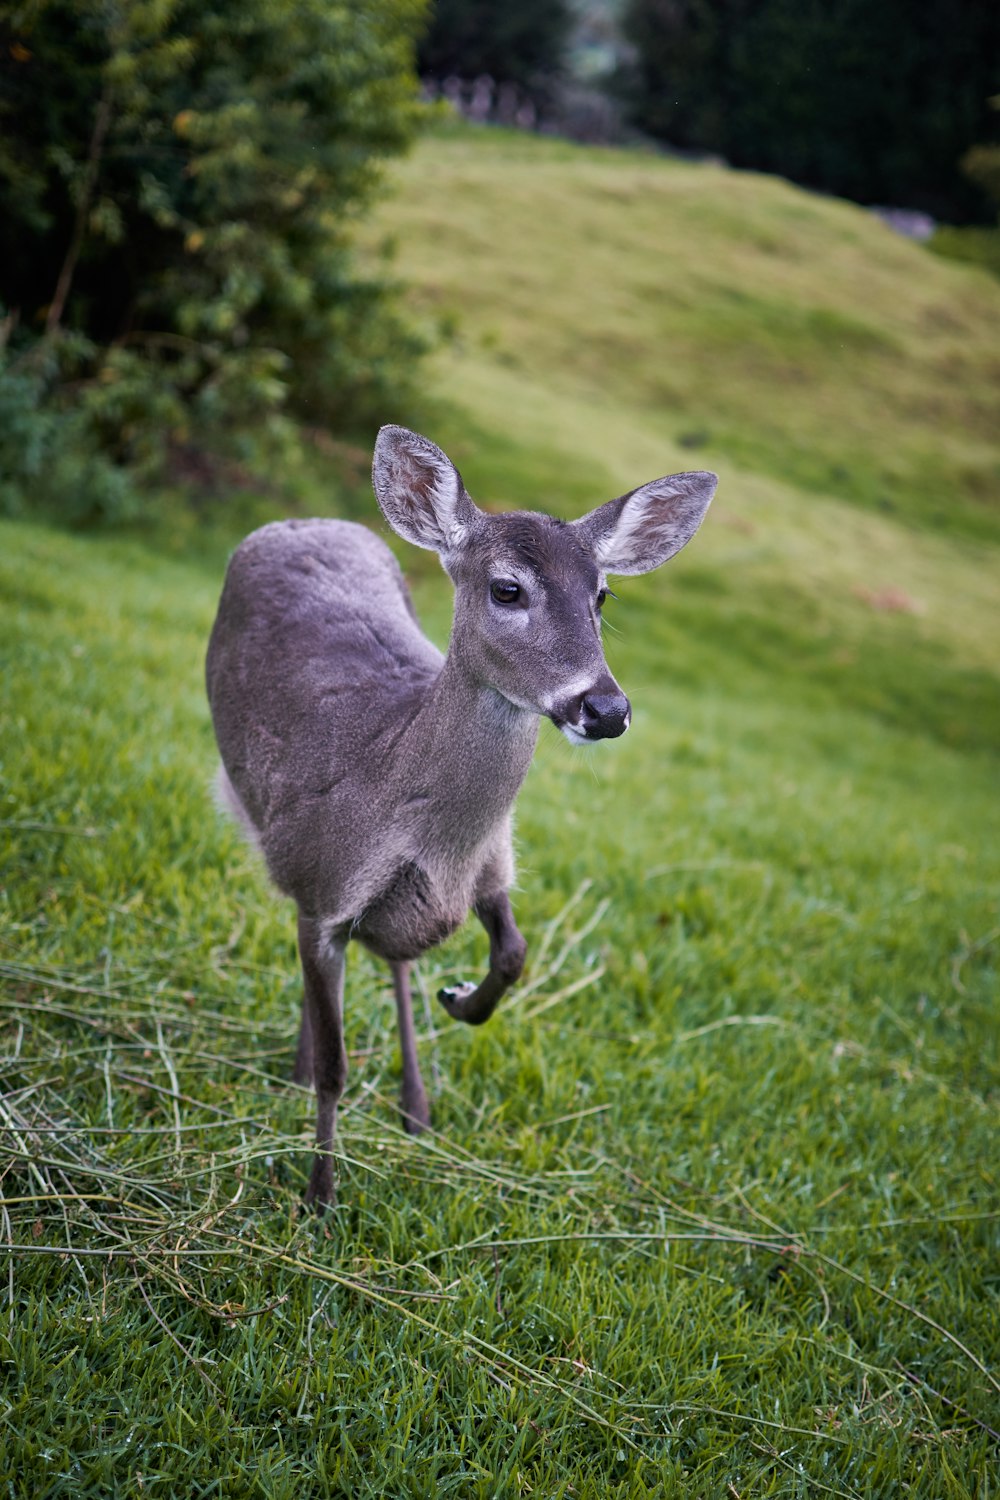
left=0, top=0, right=429, bottom=514
left=618, top=0, right=1000, bottom=223
left=418, top=0, right=573, bottom=94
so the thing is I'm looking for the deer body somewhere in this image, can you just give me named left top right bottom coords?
left=209, top=518, right=531, bottom=946
left=207, top=427, right=716, bottom=1205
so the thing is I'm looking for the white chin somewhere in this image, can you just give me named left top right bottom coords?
left=558, top=722, right=595, bottom=747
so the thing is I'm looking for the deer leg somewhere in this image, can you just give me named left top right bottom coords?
left=437, top=890, right=526, bottom=1026
left=291, top=1000, right=313, bottom=1086
left=297, top=912, right=347, bottom=1209
left=391, top=961, right=430, bottom=1134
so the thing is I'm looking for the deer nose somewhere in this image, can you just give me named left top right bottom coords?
left=579, top=689, right=631, bottom=739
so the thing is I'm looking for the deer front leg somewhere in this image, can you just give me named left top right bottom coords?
left=291, top=1000, right=313, bottom=1086
left=297, top=912, right=347, bottom=1209
left=391, top=961, right=431, bottom=1134
left=437, top=889, right=527, bottom=1026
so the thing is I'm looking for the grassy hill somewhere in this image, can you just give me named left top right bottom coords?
left=374, top=124, right=1000, bottom=542
left=2, top=125, right=998, bottom=1496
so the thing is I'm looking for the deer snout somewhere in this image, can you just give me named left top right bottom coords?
left=551, top=680, right=632, bottom=742
left=580, top=689, right=631, bottom=739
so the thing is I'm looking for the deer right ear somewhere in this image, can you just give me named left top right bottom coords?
left=372, top=426, right=477, bottom=552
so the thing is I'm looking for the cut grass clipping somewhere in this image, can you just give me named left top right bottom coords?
left=3, top=125, right=1000, bottom=1497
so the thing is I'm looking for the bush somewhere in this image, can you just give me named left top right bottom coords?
left=0, top=340, right=139, bottom=524
left=0, top=0, right=430, bottom=521
left=928, top=103, right=1000, bottom=283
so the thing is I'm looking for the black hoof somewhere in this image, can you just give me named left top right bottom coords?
left=437, top=981, right=476, bottom=1012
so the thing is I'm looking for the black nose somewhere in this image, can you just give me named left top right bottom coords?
left=579, top=690, right=631, bottom=740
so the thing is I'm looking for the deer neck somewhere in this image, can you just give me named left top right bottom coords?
left=393, top=649, right=539, bottom=854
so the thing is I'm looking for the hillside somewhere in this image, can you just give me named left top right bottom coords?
left=375, top=124, right=1000, bottom=543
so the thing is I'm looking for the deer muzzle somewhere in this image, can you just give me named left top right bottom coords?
left=550, top=679, right=632, bottom=742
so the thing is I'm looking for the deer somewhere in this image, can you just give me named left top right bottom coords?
left=206, top=426, right=717, bottom=1206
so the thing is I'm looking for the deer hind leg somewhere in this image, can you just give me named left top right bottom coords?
left=297, top=912, right=347, bottom=1209
left=391, top=961, right=430, bottom=1135
left=437, top=889, right=526, bottom=1026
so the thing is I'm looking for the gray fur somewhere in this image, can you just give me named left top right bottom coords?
left=206, top=425, right=716, bottom=1206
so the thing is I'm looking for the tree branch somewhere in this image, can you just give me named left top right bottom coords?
left=45, top=81, right=113, bottom=335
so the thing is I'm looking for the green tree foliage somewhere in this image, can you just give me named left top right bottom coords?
left=0, top=0, right=428, bottom=519
left=418, top=0, right=573, bottom=93
left=619, top=0, right=1000, bottom=222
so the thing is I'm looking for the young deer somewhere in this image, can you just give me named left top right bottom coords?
left=206, top=426, right=716, bottom=1205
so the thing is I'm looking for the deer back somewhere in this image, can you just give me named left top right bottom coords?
left=207, top=518, right=444, bottom=916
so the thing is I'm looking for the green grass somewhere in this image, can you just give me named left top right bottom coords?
left=2, top=124, right=1000, bottom=1497
left=372, top=124, right=1000, bottom=542
left=930, top=224, right=1000, bottom=285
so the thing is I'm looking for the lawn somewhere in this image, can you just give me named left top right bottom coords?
left=1, top=124, right=998, bottom=1497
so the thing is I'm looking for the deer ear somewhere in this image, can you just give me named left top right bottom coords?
left=573, top=470, right=717, bottom=576
left=372, top=426, right=477, bottom=552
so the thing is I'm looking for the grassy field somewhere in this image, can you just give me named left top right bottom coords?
left=2, top=124, right=999, bottom=1496
left=373, top=126, right=1000, bottom=544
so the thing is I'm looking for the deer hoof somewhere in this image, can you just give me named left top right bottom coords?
left=303, top=1157, right=337, bottom=1213
left=437, top=980, right=476, bottom=1011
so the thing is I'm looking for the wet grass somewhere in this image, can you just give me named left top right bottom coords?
left=1, top=499, right=997, bottom=1496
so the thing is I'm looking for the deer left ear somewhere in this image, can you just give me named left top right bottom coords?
left=573, top=470, right=717, bottom=576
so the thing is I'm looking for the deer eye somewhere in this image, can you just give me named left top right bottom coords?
left=596, top=588, right=608, bottom=609
left=490, top=579, right=521, bottom=605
